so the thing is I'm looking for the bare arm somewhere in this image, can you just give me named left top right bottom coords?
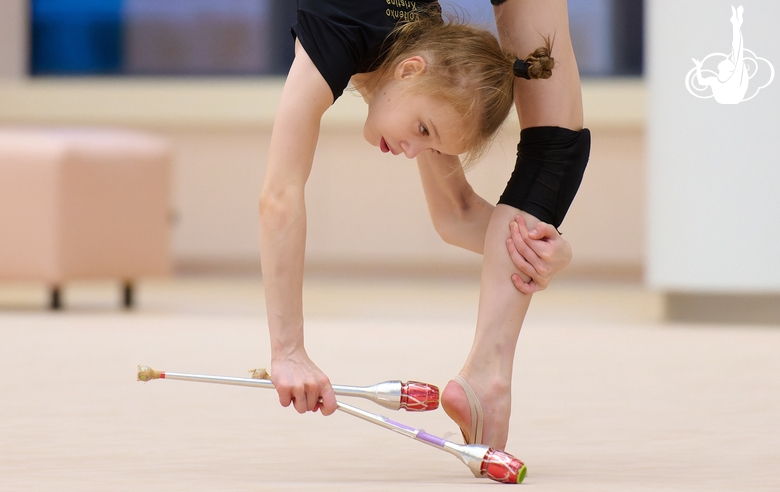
left=416, top=152, right=494, bottom=254
left=259, top=40, right=336, bottom=415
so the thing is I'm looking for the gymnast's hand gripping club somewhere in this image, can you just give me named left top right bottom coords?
left=335, top=400, right=527, bottom=484
left=137, top=366, right=439, bottom=412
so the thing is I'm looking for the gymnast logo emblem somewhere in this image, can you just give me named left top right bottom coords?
left=685, top=5, right=774, bottom=104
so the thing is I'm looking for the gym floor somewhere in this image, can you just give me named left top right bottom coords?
left=1, top=275, right=778, bottom=491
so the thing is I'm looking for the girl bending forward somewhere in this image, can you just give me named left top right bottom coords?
left=259, top=1, right=573, bottom=437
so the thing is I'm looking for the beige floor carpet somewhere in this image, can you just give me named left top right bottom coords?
left=0, top=276, right=778, bottom=491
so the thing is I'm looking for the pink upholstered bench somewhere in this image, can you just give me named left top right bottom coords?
left=0, top=127, right=173, bottom=309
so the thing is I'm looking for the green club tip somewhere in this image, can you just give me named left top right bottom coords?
left=517, top=464, right=527, bottom=484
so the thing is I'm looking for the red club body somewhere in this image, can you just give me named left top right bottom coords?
left=481, top=448, right=527, bottom=484
left=400, top=381, right=439, bottom=411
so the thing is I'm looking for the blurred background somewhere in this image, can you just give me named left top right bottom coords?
left=24, top=0, right=642, bottom=77
left=1, top=2, right=779, bottom=490
left=0, top=0, right=778, bottom=322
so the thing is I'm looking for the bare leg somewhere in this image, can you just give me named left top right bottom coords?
left=442, top=0, right=584, bottom=450
left=442, top=205, right=533, bottom=450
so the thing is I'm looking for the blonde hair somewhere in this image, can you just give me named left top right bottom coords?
left=356, top=10, right=554, bottom=166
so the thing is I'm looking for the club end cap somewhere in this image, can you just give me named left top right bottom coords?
left=137, top=365, right=162, bottom=381
left=517, top=464, right=527, bottom=484
left=250, top=368, right=270, bottom=379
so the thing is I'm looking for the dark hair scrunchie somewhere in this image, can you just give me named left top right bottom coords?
left=513, top=58, right=531, bottom=79
left=490, top=0, right=508, bottom=5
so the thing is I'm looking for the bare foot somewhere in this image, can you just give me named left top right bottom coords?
left=441, top=375, right=512, bottom=450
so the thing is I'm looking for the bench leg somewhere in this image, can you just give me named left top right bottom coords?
left=123, top=281, right=134, bottom=309
left=50, top=286, right=62, bottom=310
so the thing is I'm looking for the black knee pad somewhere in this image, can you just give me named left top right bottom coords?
left=498, top=127, right=591, bottom=229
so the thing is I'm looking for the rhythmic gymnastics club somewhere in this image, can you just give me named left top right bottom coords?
left=137, top=366, right=439, bottom=412
left=335, top=399, right=527, bottom=484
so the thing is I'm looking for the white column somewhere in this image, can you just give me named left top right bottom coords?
left=647, top=0, right=780, bottom=294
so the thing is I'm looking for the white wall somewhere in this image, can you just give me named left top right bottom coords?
left=0, top=78, right=646, bottom=276
left=647, top=0, right=780, bottom=291
left=163, top=123, right=646, bottom=275
left=162, top=121, right=646, bottom=276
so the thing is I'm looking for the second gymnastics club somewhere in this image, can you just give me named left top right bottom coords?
left=220, top=366, right=523, bottom=483
left=336, top=399, right=527, bottom=484
left=137, top=366, right=439, bottom=411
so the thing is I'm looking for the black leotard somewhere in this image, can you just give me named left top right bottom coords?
left=293, top=0, right=439, bottom=102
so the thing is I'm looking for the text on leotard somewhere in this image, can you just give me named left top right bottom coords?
left=386, top=0, right=419, bottom=23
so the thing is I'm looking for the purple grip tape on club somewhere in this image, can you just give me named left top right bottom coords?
left=385, top=418, right=446, bottom=447
left=386, top=418, right=416, bottom=432
left=415, top=431, right=447, bottom=447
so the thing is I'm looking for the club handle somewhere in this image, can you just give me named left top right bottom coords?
left=335, top=400, right=526, bottom=484
left=137, top=367, right=438, bottom=411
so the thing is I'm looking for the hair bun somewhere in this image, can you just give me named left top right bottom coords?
left=526, top=46, right=554, bottom=79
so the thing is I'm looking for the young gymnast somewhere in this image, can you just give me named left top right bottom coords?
left=260, top=0, right=586, bottom=453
